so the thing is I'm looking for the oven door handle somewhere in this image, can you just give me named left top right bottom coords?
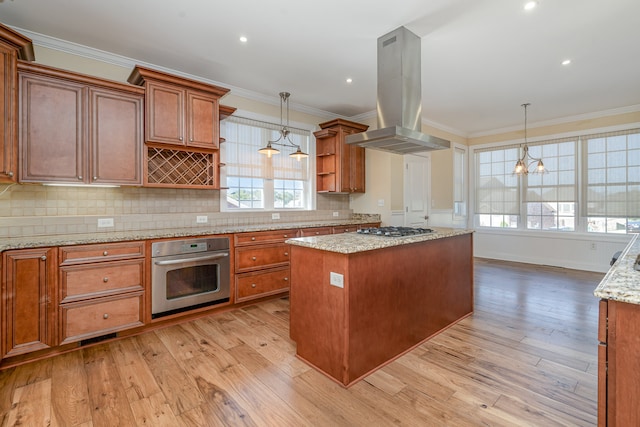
left=153, top=252, right=229, bottom=266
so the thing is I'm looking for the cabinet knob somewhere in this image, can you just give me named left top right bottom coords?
left=284, top=252, right=288, bottom=256
left=284, top=277, right=288, bottom=281
left=40, top=255, right=47, bottom=261
left=252, top=256, right=257, bottom=261
left=103, top=313, right=109, bottom=319
left=93, top=176, right=97, bottom=181
left=7, top=171, right=13, bottom=177
left=251, top=237, right=256, bottom=241
left=251, top=283, right=256, bottom=288
left=316, top=232, right=320, bottom=235
left=284, top=234, right=288, bottom=238
left=190, top=138, right=193, bottom=142
left=179, top=136, right=183, bottom=141
left=103, top=277, right=109, bottom=283
left=78, top=176, right=83, bottom=180
left=103, top=251, right=108, bottom=256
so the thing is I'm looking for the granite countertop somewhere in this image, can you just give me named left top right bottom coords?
left=594, top=233, right=640, bottom=304
left=0, top=218, right=379, bottom=251
left=285, top=227, right=473, bottom=254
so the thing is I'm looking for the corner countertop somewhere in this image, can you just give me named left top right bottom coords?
left=594, top=233, right=640, bottom=304
left=285, top=227, right=473, bottom=254
left=0, top=218, right=379, bottom=252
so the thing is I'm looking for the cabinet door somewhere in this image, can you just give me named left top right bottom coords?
left=146, top=81, right=184, bottom=145
left=0, top=43, right=17, bottom=183
left=187, top=90, right=219, bottom=149
left=2, top=247, right=57, bottom=358
left=19, top=73, right=86, bottom=183
left=350, top=144, right=366, bottom=193
left=90, top=88, right=143, bottom=185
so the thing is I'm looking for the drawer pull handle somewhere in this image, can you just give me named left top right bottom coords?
left=284, top=252, right=288, bottom=256
left=284, top=277, right=288, bottom=281
left=103, top=251, right=108, bottom=256
left=251, top=237, right=256, bottom=241
left=316, top=232, right=320, bottom=235
left=103, top=313, right=109, bottom=319
left=103, top=277, right=109, bottom=283
left=251, top=283, right=256, bottom=288
left=40, top=255, right=47, bottom=261
left=252, top=256, right=257, bottom=261
left=284, top=234, right=288, bottom=238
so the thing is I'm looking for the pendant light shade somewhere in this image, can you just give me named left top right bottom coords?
left=513, top=103, right=547, bottom=175
left=258, top=92, right=308, bottom=161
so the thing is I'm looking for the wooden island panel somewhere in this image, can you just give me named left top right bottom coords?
left=289, top=233, right=473, bottom=386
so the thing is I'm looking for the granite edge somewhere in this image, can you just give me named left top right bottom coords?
left=594, top=233, right=640, bottom=304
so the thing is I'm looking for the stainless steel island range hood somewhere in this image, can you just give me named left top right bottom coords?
left=346, top=26, right=450, bottom=154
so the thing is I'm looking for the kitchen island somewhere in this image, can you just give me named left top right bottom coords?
left=287, top=228, right=473, bottom=387
left=594, top=233, right=640, bottom=426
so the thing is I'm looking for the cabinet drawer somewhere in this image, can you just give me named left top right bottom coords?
left=299, top=227, right=332, bottom=237
left=60, top=259, right=144, bottom=303
left=236, top=267, right=290, bottom=302
left=333, top=225, right=358, bottom=234
left=235, top=244, right=290, bottom=272
left=60, top=293, right=144, bottom=344
left=60, top=241, right=145, bottom=265
left=234, top=229, right=297, bottom=246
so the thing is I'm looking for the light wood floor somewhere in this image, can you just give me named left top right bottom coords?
left=0, top=258, right=604, bottom=426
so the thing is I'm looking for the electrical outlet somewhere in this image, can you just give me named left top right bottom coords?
left=333, top=211, right=339, bottom=217
left=272, top=213, right=280, bottom=220
left=590, top=242, right=597, bottom=250
left=97, top=218, right=114, bottom=228
left=330, top=272, right=344, bottom=288
left=196, top=215, right=208, bottom=224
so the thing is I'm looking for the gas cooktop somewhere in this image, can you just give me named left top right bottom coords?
left=357, top=226, right=434, bottom=237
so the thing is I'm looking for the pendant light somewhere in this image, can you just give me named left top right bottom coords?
left=513, top=103, right=546, bottom=175
left=258, top=92, right=309, bottom=161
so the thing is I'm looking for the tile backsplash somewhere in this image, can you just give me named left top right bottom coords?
left=0, top=185, right=352, bottom=238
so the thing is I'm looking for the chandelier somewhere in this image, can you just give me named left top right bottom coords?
left=513, top=103, right=546, bottom=175
left=258, top=92, right=309, bottom=161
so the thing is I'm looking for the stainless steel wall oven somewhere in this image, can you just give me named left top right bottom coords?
left=151, top=237, right=230, bottom=318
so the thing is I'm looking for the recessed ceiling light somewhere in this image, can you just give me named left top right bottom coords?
left=346, top=78, right=353, bottom=84
left=562, top=59, right=571, bottom=66
left=524, top=1, right=538, bottom=10
left=239, top=36, right=248, bottom=43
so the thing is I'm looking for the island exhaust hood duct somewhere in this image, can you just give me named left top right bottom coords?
left=345, top=26, right=450, bottom=154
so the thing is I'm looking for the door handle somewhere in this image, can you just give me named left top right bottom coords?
left=154, top=252, right=229, bottom=266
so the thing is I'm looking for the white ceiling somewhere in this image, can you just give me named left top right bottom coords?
left=1, top=0, right=639, bottom=136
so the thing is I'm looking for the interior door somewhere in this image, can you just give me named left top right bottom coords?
left=404, top=154, right=431, bottom=227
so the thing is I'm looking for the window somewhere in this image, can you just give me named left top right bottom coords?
left=583, top=129, right=640, bottom=233
left=475, top=146, right=520, bottom=228
left=474, top=139, right=577, bottom=230
left=473, top=128, right=640, bottom=234
left=453, top=145, right=468, bottom=218
left=222, top=116, right=311, bottom=210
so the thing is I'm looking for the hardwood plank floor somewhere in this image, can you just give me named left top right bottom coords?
left=0, top=258, right=604, bottom=426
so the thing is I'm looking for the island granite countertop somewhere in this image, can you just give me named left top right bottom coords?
left=286, top=227, right=473, bottom=254
left=0, top=218, right=379, bottom=252
left=594, top=233, right=640, bottom=304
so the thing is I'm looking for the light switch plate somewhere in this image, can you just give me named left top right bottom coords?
left=272, top=213, right=280, bottom=220
left=196, top=215, right=208, bottom=224
left=97, top=218, right=114, bottom=228
left=333, top=211, right=339, bottom=217
left=330, top=272, right=344, bottom=288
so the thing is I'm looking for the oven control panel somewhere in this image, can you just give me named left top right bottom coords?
left=180, top=242, right=208, bottom=254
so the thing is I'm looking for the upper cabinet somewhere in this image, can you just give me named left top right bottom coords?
left=18, top=62, right=144, bottom=185
left=0, top=23, right=34, bottom=184
left=314, top=119, right=368, bottom=193
left=127, top=66, right=230, bottom=149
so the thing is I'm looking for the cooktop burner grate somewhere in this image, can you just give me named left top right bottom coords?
left=357, top=226, right=434, bottom=237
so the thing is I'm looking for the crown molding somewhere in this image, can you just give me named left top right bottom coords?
left=469, top=103, right=640, bottom=138
left=13, top=26, right=337, bottom=121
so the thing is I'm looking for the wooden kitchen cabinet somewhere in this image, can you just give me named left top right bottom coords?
left=0, top=24, right=34, bottom=183
left=597, top=299, right=640, bottom=426
left=18, top=62, right=144, bottom=185
left=128, top=66, right=229, bottom=149
left=298, top=226, right=333, bottom=237
left=1, top=247, right=57, bottom=359
left=57, top=241, right=145, bottom=345
left=314, top=119, right=368, bottom=193
left=233, top=229, right=296, bottom=302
